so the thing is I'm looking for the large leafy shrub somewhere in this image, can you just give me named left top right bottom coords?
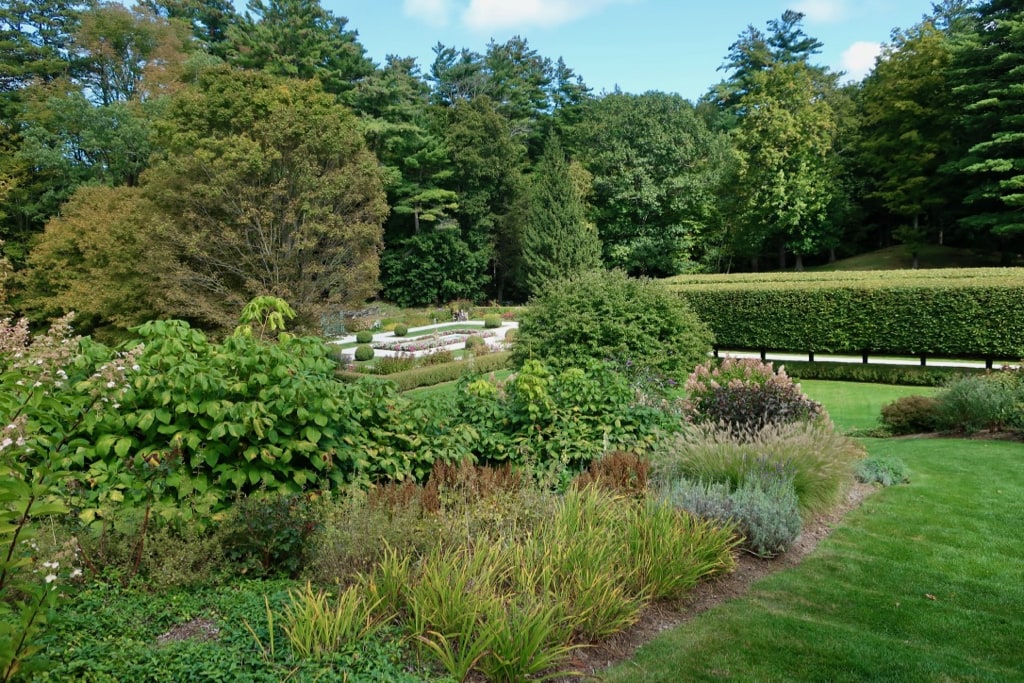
left=512, top=269, right=713, bottom=384
left=451, top=360, right=670, bottom=476
left=68, top=319, right=449, bottom=515
left=684, top=357, right=825, bottom=433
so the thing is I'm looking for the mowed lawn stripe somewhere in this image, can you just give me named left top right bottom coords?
left=604, top=438, right=1024, bottom=683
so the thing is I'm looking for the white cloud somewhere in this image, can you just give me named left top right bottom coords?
left=403, top=0, right=454, bottom=28
left=841, top=41, right=882, bottom=81
left=792, top=0, right=849, bottom=24
left=462, top=0, right=632, bottom=31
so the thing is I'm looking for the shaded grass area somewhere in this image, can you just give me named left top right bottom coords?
left=800, top=380, right=936, bottom=433
left=809, top=244, right=1018, bottom=271
left=604, top=437, right=1024, bottom=683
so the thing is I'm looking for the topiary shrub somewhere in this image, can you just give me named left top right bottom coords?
left=855, top=456, right=909, bottom=486
left=879, top=395, right=940, bottom=435
left=356, top=330, right=373, bottom=344
left=483, top=314, right=502, bottom=329
left=393, top=324, right=409, bottom=337
left=502, top=328, right=518, bottom=346
left=513, top=269, right=713, bottom=383
left=354, top=344, right=374, bottom=361
left=465, top=334, right=487, bottom=351
left=683, top=357, right=825, bottom=433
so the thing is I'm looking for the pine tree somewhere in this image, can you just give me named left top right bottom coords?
left=520, top=135, right=601, bottom=296
left=947, top=0, right=1024, bottom=239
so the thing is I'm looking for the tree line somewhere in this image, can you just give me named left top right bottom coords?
left=0, top=0, right=1021, bottom=338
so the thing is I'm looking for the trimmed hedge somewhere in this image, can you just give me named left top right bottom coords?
left=781, top=361, right=989, bottom=387
left=337, top=351, right=512, bottom=392
left=667, top=268, right=1024, bottom=359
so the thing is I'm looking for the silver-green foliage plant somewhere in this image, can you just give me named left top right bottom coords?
left=666, top=461, right=803, bottom=558
left=932, top=372, right=1023, bottom=434
left=855, top=456, right=910, bottom=487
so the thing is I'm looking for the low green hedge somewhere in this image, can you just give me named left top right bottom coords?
left=337, top=352, right=512, bottom=392
left=667, top=268, right=1024, bottom=359
left=780, top=361, right=988, bottom=387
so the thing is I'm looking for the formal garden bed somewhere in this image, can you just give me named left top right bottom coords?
left=3, top=271, right=1022, bottom=681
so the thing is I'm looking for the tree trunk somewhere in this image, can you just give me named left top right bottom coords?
left=751, top=255, right=759, bottom=272
left=828, top=246, right=836, bottom=263
left=794, top=253, right=804, bottom=271
left=778, top=244, right=786, bottom=270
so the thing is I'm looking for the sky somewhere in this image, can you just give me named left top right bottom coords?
left=322, top=0, right=939, bottom=101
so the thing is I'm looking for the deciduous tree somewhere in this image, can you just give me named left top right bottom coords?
left=143, top=68, right=388, bottom=331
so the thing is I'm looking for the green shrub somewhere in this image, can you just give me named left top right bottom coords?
left=464, top=334, right=486, bottom=351
left=880, top=395, right=940, bottom=435
left=223, top=491, right=320, bottom=578
left=513, top=269, right=713, bottom=383
left=354, top=344, right=374, bottom=361
left=341, top=352, right=511, bottom=391
left=502, top=327, right=518, bottom=346
left=420, top=348, right=455, bottom=365
left=372, top=353, right=416, bottom=374
left=483, top=314, right=502, bottom=329
left=355, top=330, right=373, bottom=344
left=655, top=421, right=863, bottom=518
left=393, top=323, right=409, bottom=337
left=783, top=361, right=988, bottom=387
left=933, top=374, right=1020, bottom=434
left=684, top=357, right=825, bottom=433
left=855, top=456, right=910, bottom=486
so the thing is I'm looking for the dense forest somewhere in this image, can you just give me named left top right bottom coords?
left=1, top=0, right=1022, bottom=338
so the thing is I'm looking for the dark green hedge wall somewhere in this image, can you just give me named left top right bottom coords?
left=667, top=269, right=1024, bottom=359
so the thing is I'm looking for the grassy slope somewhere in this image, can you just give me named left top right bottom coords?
left=799, top=380, right=936, bottom=433
left=810, top=244, right=1016, bottom=271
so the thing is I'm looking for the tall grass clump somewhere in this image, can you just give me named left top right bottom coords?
left=655, top=421, right=863, bottom=518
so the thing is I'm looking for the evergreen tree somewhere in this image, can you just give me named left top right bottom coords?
left=520, top=135, right=600, bottom=295
left=227, top=0, right=373, bottom=96
left=947, top=0, right=1024, bottom=240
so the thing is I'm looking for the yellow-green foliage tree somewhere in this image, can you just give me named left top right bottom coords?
left=143, top=67, right=389, bottom=331
left=20, top=185, right=174, bottom=338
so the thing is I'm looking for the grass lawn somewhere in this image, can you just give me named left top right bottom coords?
left=405, top=369, right=513, bottom=400
left=809, top=244, right=1017, bottom=271
left=800, top=380, right=937, bottom=433
left=603, top=436, right=1024, bottom=683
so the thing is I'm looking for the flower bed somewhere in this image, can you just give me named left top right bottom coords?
left=373, top=330, right=495, bottom=353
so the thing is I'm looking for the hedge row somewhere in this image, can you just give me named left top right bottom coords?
left=336, top=352, right=512, bottom=392
left=668, top=268, right=1024, bottom=359
left=779, top=361, right=989, bottom=387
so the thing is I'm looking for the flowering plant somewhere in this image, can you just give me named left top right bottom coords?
left=0, top=314, right=136, bottom=680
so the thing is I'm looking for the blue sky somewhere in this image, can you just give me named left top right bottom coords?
left=323, top=0, right=938, bottom=101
